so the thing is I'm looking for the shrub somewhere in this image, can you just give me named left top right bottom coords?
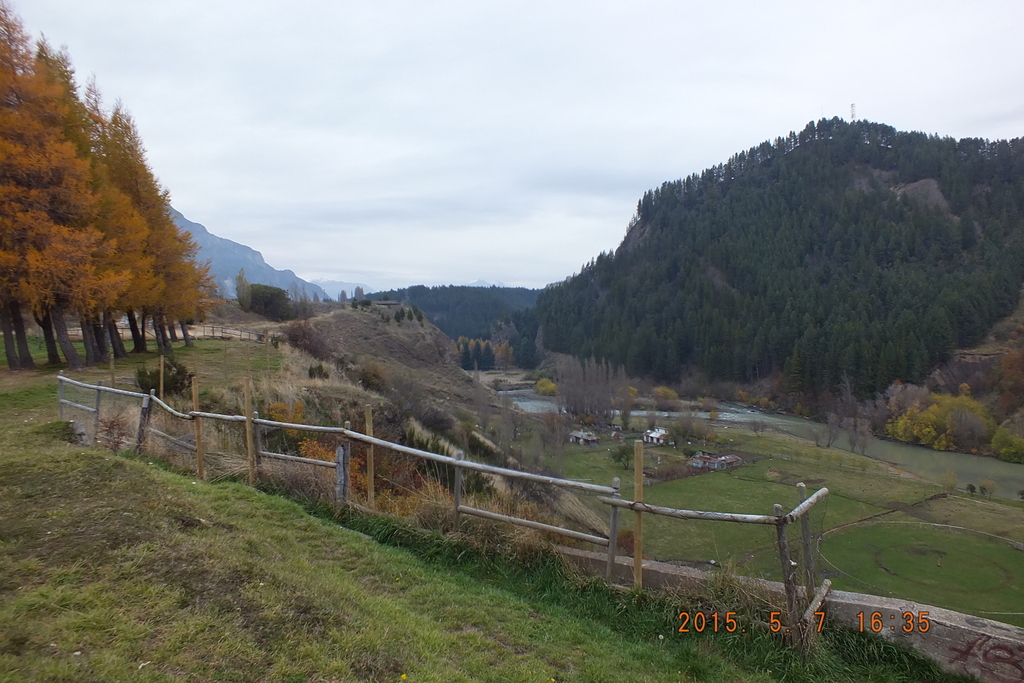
left=417, top=405, right=455, bottom=434
left=608, top=444, right=632, bottom=470
left=357, top=360, right=388, bottom=393
left=284, top=320, right=332, bottom=361
left=298, top=439, right=335, bottom=461
left=136, top=357, right=190, bottom=396
left=652, top=386, right=679, bottom=410
left=308, top=363, right=330, bottom=380
left=534, top=378, right=557, bottom=396
left=992, top=427, right=1024, bottom=463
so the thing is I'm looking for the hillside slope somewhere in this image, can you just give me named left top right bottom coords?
left=536, top=118, right=1024, bottom=394
left=0, top=388, right=727, bottom=681
left=0, top=365, right=964, bottom=683
left=311, top=304, right=480, bottom=408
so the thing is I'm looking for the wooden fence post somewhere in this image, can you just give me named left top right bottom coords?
left=135, top=391, right=153, bottom=453
left=796, top=482, right=815, bottom=591
left=244, top=375, right=255, bottom=485
left=58, top=372, right=65, bottom=420
left=606, top=476, right=620, bottom=580
left=93, top=381, right=102, bottom=444
left=253, top=410, right=262, bottom=477
left=342, top=420, right=352, bottom=502
left=192, top=375, right=205, bottom=480
left=453, top=450, right=463, bottom=528
left=365, top=404, right=374, bottom=508
left=775, top=503, right=799, bottom=642
left=335, top=444, right=348, bottom=503
left=109, top=355, right=115, bottom=387
left=634, top=439, right=644, bottom=589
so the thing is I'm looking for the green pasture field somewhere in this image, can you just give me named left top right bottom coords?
left=820, top=520, right=1024, bottom=628
left=550, top=429, right=1024, bottom=628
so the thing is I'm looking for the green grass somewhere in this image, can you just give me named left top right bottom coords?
left=548, top=427, right=1024, bottom=626
left=0, top=365, right=970, bottom=682
left=820, top=521, right=1024, bottom=627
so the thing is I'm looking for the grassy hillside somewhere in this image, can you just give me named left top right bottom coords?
left=0, top=353, right=969, bottom=681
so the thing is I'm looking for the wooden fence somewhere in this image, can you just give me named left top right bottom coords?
left=63, top=323, right=268, bottom=343
left=57, top=373, right=829, bottom=643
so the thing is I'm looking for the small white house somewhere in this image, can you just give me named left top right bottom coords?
left=643, top=427, right=669, bottom=445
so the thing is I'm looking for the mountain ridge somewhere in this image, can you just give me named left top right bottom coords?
left=171, top=208, right=328, bottom=300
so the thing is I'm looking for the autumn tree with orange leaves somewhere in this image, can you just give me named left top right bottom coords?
left=0, top=2, right=212, bottom=371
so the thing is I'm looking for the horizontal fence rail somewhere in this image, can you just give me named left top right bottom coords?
left=457, top=505, right=611, bottom=546
left=600, top=498, right=781, bottom=525
left=598, top=489, right=828, bottom=527
left=62, top=323, right=266, bottom=343
left=58, top=374, right=148, bottom=399
left=252, top=418, right=619, bottom=495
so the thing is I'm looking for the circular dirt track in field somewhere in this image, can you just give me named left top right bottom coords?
left=820, top=521, right=1021, bottom=597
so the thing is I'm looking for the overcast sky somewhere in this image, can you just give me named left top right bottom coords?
left=16, top=1, right=1024, bottom=291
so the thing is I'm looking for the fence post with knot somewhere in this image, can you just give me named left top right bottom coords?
left=775, top=502, right=799, bottom=643
left=135, top=391, right=153, bottom=453
left=606, top=476, right=620, bottom=579
left=192, top=375, right=205, bottom=480
left=453, top=450, right=463, bottom=529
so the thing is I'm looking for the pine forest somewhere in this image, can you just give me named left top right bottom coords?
left=536, top=118, right=1024, bottom=395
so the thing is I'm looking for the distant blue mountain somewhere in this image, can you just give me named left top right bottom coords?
left=172, top=208, right=327, bottom=301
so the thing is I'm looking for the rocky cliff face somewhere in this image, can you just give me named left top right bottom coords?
left=172, top=208, right=328, bottom=300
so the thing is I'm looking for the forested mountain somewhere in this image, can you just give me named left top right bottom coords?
left=536, top=118, right=1024, bottom=394
left=368, top=285, right=539, bottom=340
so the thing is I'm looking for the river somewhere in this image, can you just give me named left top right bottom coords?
left=505, top=390, right=1024, bottom=501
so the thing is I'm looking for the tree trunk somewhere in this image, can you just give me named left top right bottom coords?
left=92, top=320, right=109, bottom=363
left=179, top=320, right=194, bottom=347
left=50, top=301, right=83, bottom=370
left=9, top=302, right=36, bottom=369
left=80, top=317, right=99, bottom=366
left=127, top=310, right=147, bottom=353
left=167, top=320, right=178, bottom=342
left=1, top=302, right=20, bottom=370
left=106, top=311, right=127, bottom=359
left=153, top=313, right=169, bottom=355
left=35, top=309, right=62, bottom=364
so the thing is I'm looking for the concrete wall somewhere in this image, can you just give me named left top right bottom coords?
left=558, top=546, right=1024, bottom=683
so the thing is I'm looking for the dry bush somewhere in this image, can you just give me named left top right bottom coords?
left=885, top=382, right=930, bottom=416
left=261, top=459, right=336, bottom=502
left=356, top=360, right=388, bottom=393
left=948, top=408, right=988, bottom=450
left=98, top=412, right=133, bottom=452
left=283, top=320, right=332, bottom=361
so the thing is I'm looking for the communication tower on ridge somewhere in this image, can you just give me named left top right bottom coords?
left=851, top=103, right=856, bottom=121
